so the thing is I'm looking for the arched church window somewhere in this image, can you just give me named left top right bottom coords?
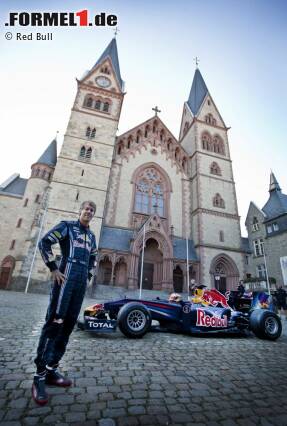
left=86, top=147, right=92, bottom=160
left=202, top=133, right=211, bottom=151
left=135, top=181, right=149, bottom=214
left=95, top=100, right=101, bottom=110
left=134, top=168, right=166, bottom=216
left=183, top=122, right=189, bottom=135
left=205, top=113, right=216, bottom=126
left=103, top=102, right=110, bottom=112
left=117, top=145, right=122, bottom=155
left=136, top=131, right=141, bottom=144
left=86, top=127, right=91, bottom=138
left=219, top=230, right=224, bottom=242
left=84, top=96, right=93, bottom=108
left=90, top=128, right=96, bottom=138
left=213, top=193, right=225, bottom=209
left=213, top=135, right=225, bottom=156
left=210, top=162, right=221, bottom=176
left=80, top=146, right=86, bottom=158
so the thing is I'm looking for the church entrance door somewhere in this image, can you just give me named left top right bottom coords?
left=142, top=263, right=154, bottom=289
left=214, top=276, right=226, bottom=293
left=138, top=238, right=163, bottom=290
left=173, top=266, right=183, bottom=293
left=0, top=257, right=15, bottom=289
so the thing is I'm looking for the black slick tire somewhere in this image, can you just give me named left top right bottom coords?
left=117, top=302, right=152, bottom=338
left=249, top=309, right=282, bottom=340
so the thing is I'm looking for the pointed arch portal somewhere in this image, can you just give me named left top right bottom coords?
left=210, top=254, right=239, bottom=292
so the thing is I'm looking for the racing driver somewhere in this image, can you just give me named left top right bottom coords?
left=32, top=200, right=97, bottom=405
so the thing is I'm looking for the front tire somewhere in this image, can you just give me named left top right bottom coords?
left=117, top=302, right=152, bottom=338
left=249, top=309, right=282, bottom=340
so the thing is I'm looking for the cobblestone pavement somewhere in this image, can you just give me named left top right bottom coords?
left=1, top=290, right=287, bottom=426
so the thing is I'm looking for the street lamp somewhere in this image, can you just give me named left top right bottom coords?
left=262, top=241, right=271, bottom=295
left=215, top=275, right=220, bottom=290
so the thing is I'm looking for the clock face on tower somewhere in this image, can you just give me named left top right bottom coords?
left=95, top=76, right=111, bottom=88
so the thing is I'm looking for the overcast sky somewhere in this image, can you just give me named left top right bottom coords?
left=1, top=0, right=286, bottom=236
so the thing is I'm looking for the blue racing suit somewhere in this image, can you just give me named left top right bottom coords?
left=34, top=220, right=97, bottom=373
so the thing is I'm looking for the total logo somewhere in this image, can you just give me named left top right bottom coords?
left=87, top=321, right=114, bottom=329
left=5, top=10, right=118, bottom=27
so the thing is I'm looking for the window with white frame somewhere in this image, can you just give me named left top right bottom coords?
left=253, top=238, right=264, bottom=256
left=273, top=222, right=279, bottom=231
left=267, top=225, right=272, bottom=234
left=252, top=217, right=260, bottom=232
left=256, top=264, right=266, bottom=279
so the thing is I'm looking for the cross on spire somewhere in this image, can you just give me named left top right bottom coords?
left=152, top=106, right=161, bottom=116
left=114, top=27, right=120, bottom=37
left=193, top=56, right=200, bottom=68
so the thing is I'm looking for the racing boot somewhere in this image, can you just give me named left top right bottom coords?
left=32, top=373, right=48, bottom=406
left=45, top=365, right=72, bottom=387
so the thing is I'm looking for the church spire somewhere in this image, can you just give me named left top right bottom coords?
left=91, top=37, right=123, bottom=91
left=269, top=171, right=281, bottom=192
left=187, top=68, right=209, bottom=116
left=34, top=139, right=57, bottom=168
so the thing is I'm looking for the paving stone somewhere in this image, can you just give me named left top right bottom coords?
left=98, top=419, right=116, bottom=426
left=86, top=409, right=102, bottom=420
left=8, top=398, right=27, bottom=409
left=107, top=399, right=127, bottom=408
left=128, top=405, right=146, bottom=415
left=65, top=412, right=86, bottom=423
left=117, top=417, right=139, bottom=426
left=102, top=408, right=127, bottom=418
left=22, top=417, right=40, bottom=425
left=43, top=414, right=63, bottom=424
left=50, top=394, right=74, bottom=405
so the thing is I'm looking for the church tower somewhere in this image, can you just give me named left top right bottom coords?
left=29, top=38, right=125, bottom=287
left=179, top=68, right=244, bottom=290
left=46, top=38, right=124, bottom=231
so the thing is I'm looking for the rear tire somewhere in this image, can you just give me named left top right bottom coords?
left=117, top=302, right=152, bottom=338
left=249, top=309, right=282, bottom=340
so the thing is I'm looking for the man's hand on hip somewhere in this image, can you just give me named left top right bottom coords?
left=51, top=270, right=65, bottom=285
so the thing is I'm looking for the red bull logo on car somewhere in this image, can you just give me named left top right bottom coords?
left=196, top=309, right=228, bottom=327
left=192, top=288, right=231, bottom=308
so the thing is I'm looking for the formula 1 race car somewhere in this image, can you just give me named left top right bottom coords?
left=78, top=288, right=282, bottom=341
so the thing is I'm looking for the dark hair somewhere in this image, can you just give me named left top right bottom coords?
left=80, top=200, right=96, bottom=212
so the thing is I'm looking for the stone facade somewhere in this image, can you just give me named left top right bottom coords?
left=0, top=39, right=246, bottom=294
left=245, top=175, right=287, bottom=288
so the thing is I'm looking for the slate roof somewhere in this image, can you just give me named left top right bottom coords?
left=99, top=226, right=133, bottom=251
left=173, top=238, right=198, bottom=261
left=91, top=38, right=124, bottom=91
left=262, top=191, right=287, bottom=220
left=241, top=237, right=251, bottom=253
left=0, top=174, right=27, bottom=196
left=187, top=68, right=209, bottom=116
left=262, top=173, right=287, bottom=221
left=35, top=139, right=57, bottom=167
left=99, top=226, right=198, bottom=261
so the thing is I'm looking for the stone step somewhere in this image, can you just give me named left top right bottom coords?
left=88, top=284, right=188, bottom=302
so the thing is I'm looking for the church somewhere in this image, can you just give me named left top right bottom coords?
left=0, top=38, right=247, bottom=294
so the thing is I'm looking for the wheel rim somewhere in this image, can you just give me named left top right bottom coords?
left=127, top=310, right=147, bottom=331
left=265, top=316, right=279, bottom=335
